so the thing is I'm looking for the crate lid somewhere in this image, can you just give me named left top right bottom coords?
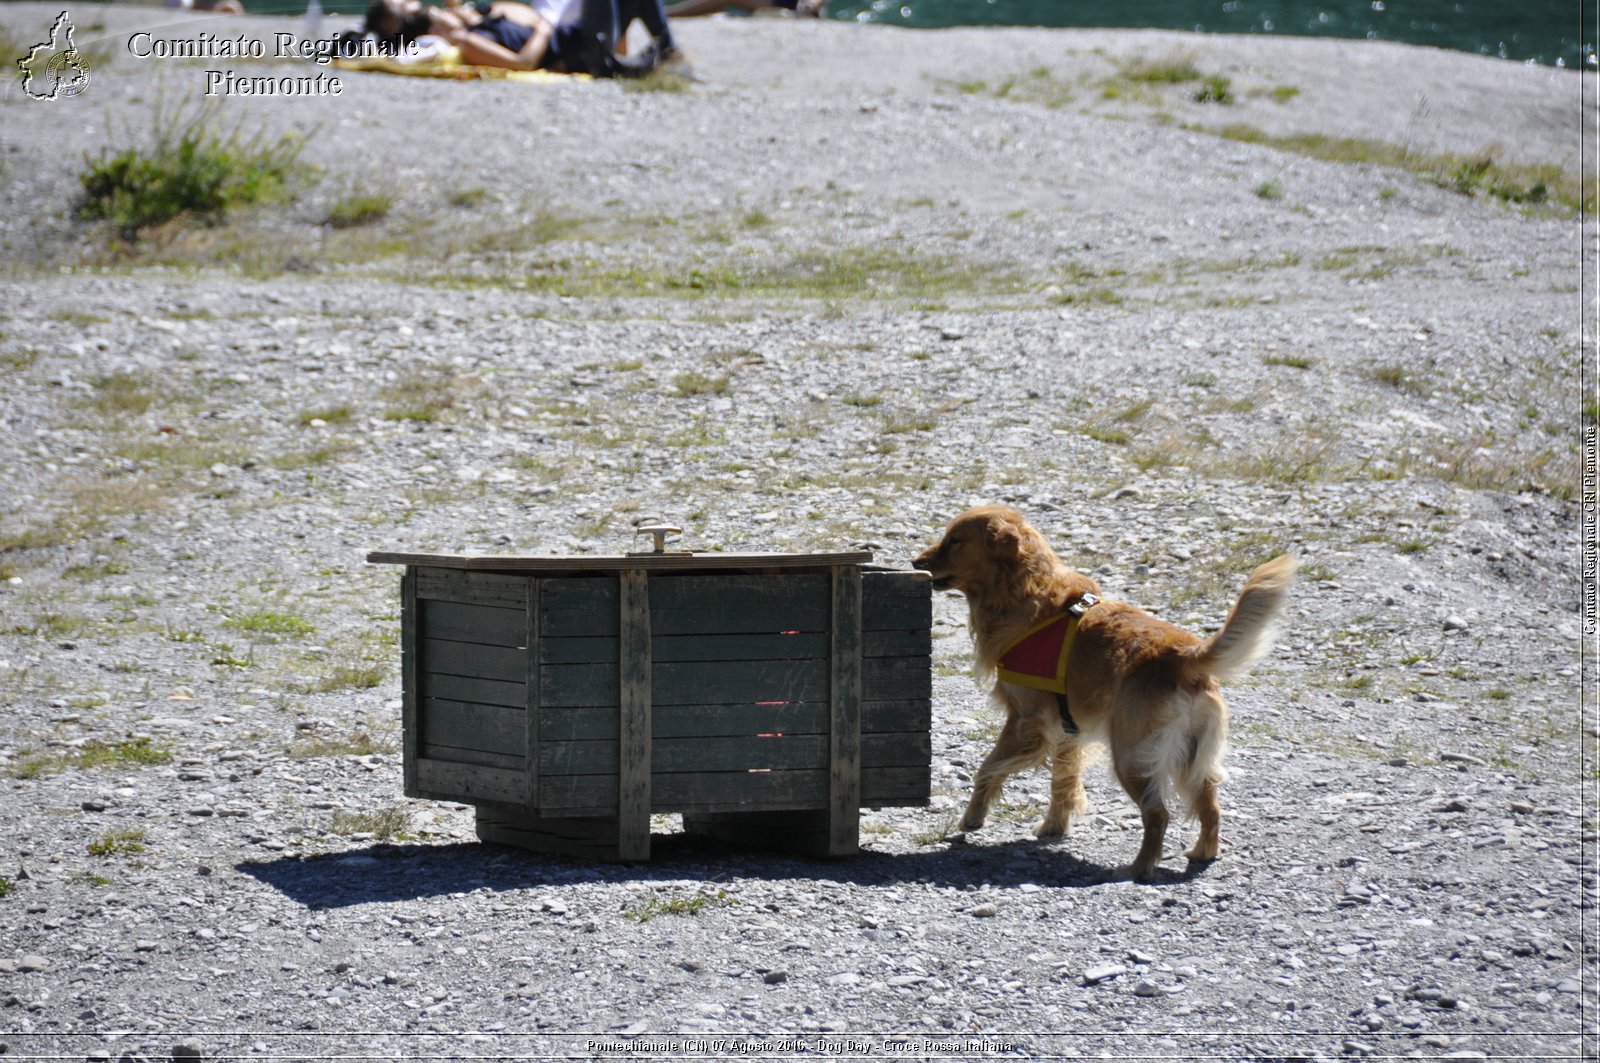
left=366, top=549, right=875, bottom=573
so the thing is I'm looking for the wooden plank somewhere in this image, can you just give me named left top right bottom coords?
left=401, top=568, right=419, bottom=798
left=862, top=572, right=932, bottom=631
left=539, top=572, right=921, bottom=643
left=863, top=630, right=932, bottom=658
left=537, top=765, right=926, bottom=816
left=539, top=701, right=830, bottom=742
left=862, top=731, right=931, bottom=768
left=654, top=659, right=830, bottom=705
left=414, top=758, right=525, bottom=805
left=420, top=599, right=526, bottom=648
left=653, top=632, right=829, bottom=662
left=475, top=807, right=626, bottom=862
left=828, top=565, right=863, bottom=857
left=421, top=637, right=526, bottom=682
left=414, top=567, right=529, bottom=608
left=541, top=734, right=829, bottom=776
left=369, top=550, right=874, bottom=573
left=524, top=578, right=541, bottom=809
left=862, top=595, right=932, bottom=632
left=862, top=698, right=932, bottom=735
left=419, top=741, right=523, bottom=773
left=540, top=578, right=618, bottom=638
left=539, top=768, right=829, bottom=816
left=541, top=658, right=830, bottom=708
left=540, top=662, right=619, bottom=708
left=421, top=672, right=526, bottom=710
left=862, top=655, right=932, bottom=701
left=539, top=635, right=619, bottom=665
left=860, top=764, right=931, bottom=807
left=539, top=632, right=827, bottom=665
left=862, top=569, right=933, bottom=597
left=648, top=574, right=830, bottom=635
left=616, top=569, right=651, bottom=861
left=419, top=698, right=524, bottom=756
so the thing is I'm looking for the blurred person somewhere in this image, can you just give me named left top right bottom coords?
left=364, top=0, right=677, bottom=75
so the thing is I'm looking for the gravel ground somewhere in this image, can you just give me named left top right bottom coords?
left=0, top=4, right=1595, bottom=1060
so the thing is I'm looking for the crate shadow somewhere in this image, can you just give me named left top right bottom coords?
left=237, top=832, right=1202, bottom=910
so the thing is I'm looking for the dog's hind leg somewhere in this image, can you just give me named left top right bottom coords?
left=959, top=710, right=1047, bottom=833
left=1181, top=690, right=1228, bottom=863
left=1184, top=775, right=1222, bottom=862
left=1036, top=737, right=1087, bottom=838
left=1114, top=761, right=1169, bottom=882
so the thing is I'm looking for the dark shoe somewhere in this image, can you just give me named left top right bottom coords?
left=608, top=40, right=660, bottom=78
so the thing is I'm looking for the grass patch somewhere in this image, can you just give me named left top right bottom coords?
left=325, top=191, right=393, bottom=229
left=9, top=736, right=174, bottom=778
left=288, top=729, right=396, bottom=758
left=0, top=876, right=11, bottom=897
left=671, top=372, right=730, bottom=397
left=296, top=404, right=355, bottom=426
left=209, top=644, right=253, bottom=668
left=10, top=611, right=94, bottom=638
left=303, top=664, right=388, bottom=693
left=619, top=69, right=693, bottom=94
left=64, top=558, right=128, bottom=581
left=379, top=370, right=474, bottom=423
left=1083, top=425, right=1132, bottom=445
left=623, top=889, right=738, bottom=923
left=330, top=807, right=411, bottom=839
left=225, top=610, right=315, bottom=637
left=83, top=372, right=159, bottom=417
left=1209, top=124, right=1594, bottom=212
left=416, top=244, right=1021, bottom=303
left=78, top=98, right=306, bottom=238
left=87, top=827, right=147, bottom=858
left=1263, top=354, right=1314, bottom=369
left=35, top=736, right=171, bottom=778
left=1124, top=54, right=1202, bottom=84
left=1369, top=364, right=1425, bottom=394
left=1193, top=75, right=1234, bottom=104
left=884, top=415, right=937, bottom=434
left=987, top=66, right=1077, bottom=109
left=270, top=442, right=354, bottom=470
left=1049, top=285, right=1124, bottom=306
left=1255, top=179, right=1284, bottom=201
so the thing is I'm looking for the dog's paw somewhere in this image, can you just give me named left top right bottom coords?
left=1184, top=841, right=1220, bottom=862
left=1034, top=818, right=1066, bottom=838
left=957, top=815, right=986, bottom=833
left=1122, top=861, right=1161, bottom=883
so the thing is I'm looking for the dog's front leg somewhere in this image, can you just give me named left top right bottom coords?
left=953, top=704, right=1043, bottom=838
left=1036, top=737, right=1087, bottom=838
left=958, top=706, right=1034, bottom=833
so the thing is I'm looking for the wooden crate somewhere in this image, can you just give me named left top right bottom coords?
left=366, top=549, right=932, bottom=860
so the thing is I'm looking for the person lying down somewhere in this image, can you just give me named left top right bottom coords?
left=364, top=0, right=680, bottom=77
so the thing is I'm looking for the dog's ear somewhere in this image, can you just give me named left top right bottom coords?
left=986, top=516, right=1022, bottom=562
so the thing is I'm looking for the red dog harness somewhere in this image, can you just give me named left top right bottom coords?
left=995, top=594, right=1100, bottom=731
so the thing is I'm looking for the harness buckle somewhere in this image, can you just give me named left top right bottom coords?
left=1068, top=593, right=1100, bottom=618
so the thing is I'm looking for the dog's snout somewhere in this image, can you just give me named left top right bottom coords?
left=911, top=555, right=931, bottom=572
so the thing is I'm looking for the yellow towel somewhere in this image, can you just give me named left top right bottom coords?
left=333, top=41, right=586, bottom=82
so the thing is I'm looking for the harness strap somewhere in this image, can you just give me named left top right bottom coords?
left=995, top=594, right=1101, bottom=732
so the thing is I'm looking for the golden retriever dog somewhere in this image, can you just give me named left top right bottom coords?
left=913, top=504, right=1296, bottom=881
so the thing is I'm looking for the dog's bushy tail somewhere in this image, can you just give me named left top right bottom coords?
left=1186, top=554, right=1297, bottom=681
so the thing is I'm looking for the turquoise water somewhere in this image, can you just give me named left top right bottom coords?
left=295, top=0, right=1590, bottom=69
left=824, top=0, right=1591, bottom=69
